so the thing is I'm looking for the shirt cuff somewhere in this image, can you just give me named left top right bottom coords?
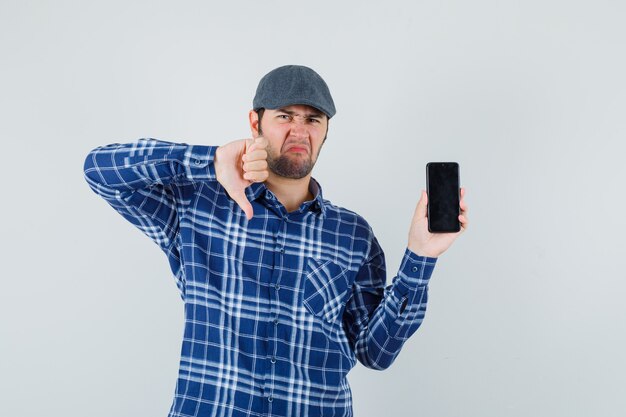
left=393, top=247, right=437, bottom=296
left=185, top=145, right=219, bottom=181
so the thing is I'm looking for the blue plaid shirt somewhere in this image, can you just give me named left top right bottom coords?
left=83, top=138, right=437, bottom=417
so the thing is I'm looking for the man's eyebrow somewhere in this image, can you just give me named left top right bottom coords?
left=276, top=108, right=324, bottom=118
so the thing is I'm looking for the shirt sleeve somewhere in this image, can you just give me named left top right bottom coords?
left=342, top=232, right=437, bottom=370
left=83, top=138, right=218, bottom=298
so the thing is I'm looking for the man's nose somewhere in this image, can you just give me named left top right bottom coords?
left=289, top=119, right=309, bottom=136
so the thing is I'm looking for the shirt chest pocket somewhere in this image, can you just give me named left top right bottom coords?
left=303, top=258, right=352, bottom=325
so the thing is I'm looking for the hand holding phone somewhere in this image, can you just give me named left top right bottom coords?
left=407, top=164, right=467, bottom=258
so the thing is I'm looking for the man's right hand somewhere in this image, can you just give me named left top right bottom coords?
left=215, top=137, right=269, bottom=220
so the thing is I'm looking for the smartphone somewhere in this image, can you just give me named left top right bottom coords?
left=426, top=162, right=460, bottom=233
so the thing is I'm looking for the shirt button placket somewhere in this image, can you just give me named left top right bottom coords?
left=272, top=214, right=288, bottom=402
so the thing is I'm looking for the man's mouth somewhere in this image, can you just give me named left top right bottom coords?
left=285, top=144, right=309, bottom=153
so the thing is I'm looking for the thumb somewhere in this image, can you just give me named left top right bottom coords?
left=415, top=189, right=428, bottom=219
left=230, top=188, right=254, bottom=220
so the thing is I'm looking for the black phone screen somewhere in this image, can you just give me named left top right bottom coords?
left=426, top=162, right=460, bottom=233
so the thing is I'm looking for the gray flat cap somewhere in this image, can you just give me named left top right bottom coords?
left=253, top=65, right=336, bottom=119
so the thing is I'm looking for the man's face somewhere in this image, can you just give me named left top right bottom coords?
left=253, top=104, right=329, bottom=180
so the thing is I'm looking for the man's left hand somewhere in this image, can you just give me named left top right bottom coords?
left=407, top=187, right=468, bottom=258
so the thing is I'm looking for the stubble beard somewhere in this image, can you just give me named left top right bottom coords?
left=266, top=141, right=317, bottom=179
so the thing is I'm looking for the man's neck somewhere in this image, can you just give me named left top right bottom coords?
left=264, top=172, right=314, bottom=213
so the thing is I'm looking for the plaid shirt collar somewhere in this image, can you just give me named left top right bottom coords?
left=245, top=176, right=326, bottom=217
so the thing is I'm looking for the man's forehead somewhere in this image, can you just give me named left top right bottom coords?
left=269, top=105, right=325, bottom=117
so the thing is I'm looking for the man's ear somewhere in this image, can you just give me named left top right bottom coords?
left=249, top=109, right=260, bottom=138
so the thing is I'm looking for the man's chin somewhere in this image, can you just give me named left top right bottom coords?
left=268, top=156, right=314, bottom=179
left=270, top=168, right=312, bottom=180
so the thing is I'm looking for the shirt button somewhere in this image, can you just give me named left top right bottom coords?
left=268, top=395, right=273, bottom=402
left=274, top=284, right=280, bottom=290
left=412, top=266, right=418, bottom=272
left=194, top=159, right=202, bottom=165
left=270, top=356, right=276, bottom=363
left=273, top=318, right=279, bottom=324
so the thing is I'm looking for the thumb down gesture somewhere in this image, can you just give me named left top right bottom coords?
left=214, top=136, right=269, bottom=220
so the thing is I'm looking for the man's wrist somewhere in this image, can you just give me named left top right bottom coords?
left=407, top=245, right=439, bottom=259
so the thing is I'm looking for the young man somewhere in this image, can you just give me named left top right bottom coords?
left=83, top=65, right=468, bottom=417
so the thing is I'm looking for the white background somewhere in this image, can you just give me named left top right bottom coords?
left=1, top=1, right=625, bottom=416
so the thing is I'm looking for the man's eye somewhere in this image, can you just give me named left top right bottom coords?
left=308, top=118, right=320, bottom=123
left=278, top=115, right=290, bottom=120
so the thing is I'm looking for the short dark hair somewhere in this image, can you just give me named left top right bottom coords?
left=256, top=108, right=266, bottom=131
